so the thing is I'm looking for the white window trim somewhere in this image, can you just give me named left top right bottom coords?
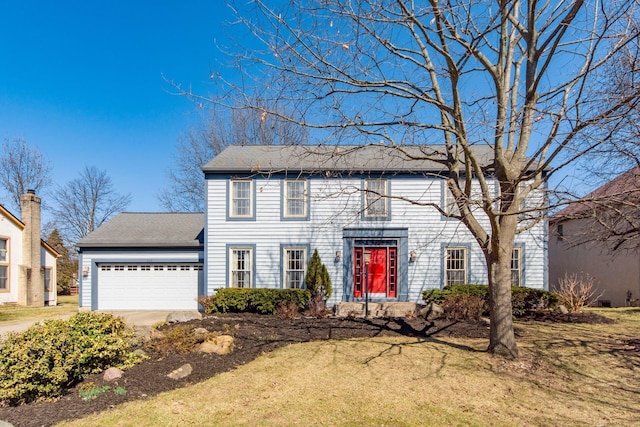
left=0, top=237, right=9, bottom=292
left=230, top=247, right=253, bottom=288
left=445, top=246, right=467, bottom=287
left=511, top=247, right=522, bottom=287
left=443, top=181, right=461, bottom=216
left=283, top=247, right=307, bottom=289
left=364, top=178, right=389, bottom=218
left=229, top=180, right=254, bottom=219
left=284, top=180, right=308, bottom=218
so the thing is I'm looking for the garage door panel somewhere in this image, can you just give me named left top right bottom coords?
left=97, top=264, right=200, bottom=310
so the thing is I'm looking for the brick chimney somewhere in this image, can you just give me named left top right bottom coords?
left=18, top=190, right=43, bottom=306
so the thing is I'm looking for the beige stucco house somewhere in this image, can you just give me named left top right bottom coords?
left=549, top=167, right=640, bottom=307
left=0, top=191, right=59, bottom=306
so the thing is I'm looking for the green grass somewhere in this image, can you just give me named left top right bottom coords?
left=0, top=295, right=78, bottom=323
left=58, top=308, right=640, bottom=427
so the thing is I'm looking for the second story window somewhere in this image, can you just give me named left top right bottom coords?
left=230, top=180, right=253, bottom=219
left=364, top=179, right=389, bottom=218
left=0, top=238, right=7, bottom=291
left=284, top=180, right=308, bottom=219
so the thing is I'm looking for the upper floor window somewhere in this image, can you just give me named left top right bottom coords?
left=230, top=247, right=252, bottom=288
left=230, top=180, right=254, bottom=219
left=364, top=179, right=389, bottom=218
left=284, top=247, right=306, bottom=289
left=0, top=238, right=7, bottom=263
left=511, top=247, right=522, bottom=287
left=445, top=247, right=467, bottom=286
left=443, top=181, right=461, bottom=216
left=283, top=180, right=308, bottom=219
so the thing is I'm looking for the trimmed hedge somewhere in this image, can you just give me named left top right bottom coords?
left=0, top=312, right=143, bottom=406
left=422, top=284, right=558, bottom=317
left=199, top=288, right=312, bottom=315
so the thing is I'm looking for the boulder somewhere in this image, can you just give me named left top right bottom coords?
left=198, top=335, right=235, bottom=355
left=419, top=302, right=444, bottom=320
left=167, top=363, right=193, bottom=380
left=166, top=311, right=202, bottom=324
left=103, top=367, right=124, bottom=382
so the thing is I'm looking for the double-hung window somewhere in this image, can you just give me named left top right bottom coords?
left=230, top=248, right=252, bottom=288
left=0, top=238, right=8, bottom=291
left=284, top=247, right=306, bottom=289
left=364, top=178, right=389, bottom=218
left=230, top=180, right=253, bottom=219
left=445, top=247, right=467, bottom=286
left=44, top=268, right=52, bottom=292
left=443, top=181, right=461, bottom=216
left=511, top=247, right=522, bottom=287
left=284, top=180, right=308, bottom=219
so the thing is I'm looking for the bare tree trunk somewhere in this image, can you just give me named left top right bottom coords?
left=485, top=218, right=518, bottom=359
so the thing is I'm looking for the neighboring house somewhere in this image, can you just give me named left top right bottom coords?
left=0, top=191, right=59, bottom=306
left=76, top=213, right=204, bottom=310
left=78, top=145, right=547, bottom=311
left=549, top=166, right=640, bottom=307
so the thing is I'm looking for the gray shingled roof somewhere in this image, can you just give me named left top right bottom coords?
left=202, top=144, right=495, bottom=174
left=76, top=213, right=204, bottom=249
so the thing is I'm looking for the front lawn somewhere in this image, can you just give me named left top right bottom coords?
left=0, top=295, right=78, bottom=323
left=52, top=308, right=640, bottom=427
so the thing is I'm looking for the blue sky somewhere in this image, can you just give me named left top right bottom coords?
left=0, top=1, right=236, bottom=221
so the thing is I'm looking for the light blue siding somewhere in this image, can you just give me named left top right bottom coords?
left=205, top=173, right=547, bottom=305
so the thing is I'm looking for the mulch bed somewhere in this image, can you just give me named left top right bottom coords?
left=0, top=311, right=615, bottom=427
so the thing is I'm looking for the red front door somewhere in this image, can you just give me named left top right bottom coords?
left=354, top=246, right=397, bottom=299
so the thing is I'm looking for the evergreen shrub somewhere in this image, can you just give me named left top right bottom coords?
left=199, top=288, right=311, bottom=315
left=0, top=312, right=143, bottom=406
left=422, top=284, right=557, bottom=318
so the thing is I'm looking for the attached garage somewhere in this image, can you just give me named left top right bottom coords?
left=77, top=213, right=205, bottom=311
left=94, top=263, right=203, bottom=310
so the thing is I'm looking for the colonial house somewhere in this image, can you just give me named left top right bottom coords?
left=549, top=166, right=640, bottom=307
left=0, top=191, right=59, bottom=306
left=77, top=145, right=547, bottom=311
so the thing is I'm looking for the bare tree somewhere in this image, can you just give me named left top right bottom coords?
left=159, top=102, right=307, bottom=212
left=184, top=1, right=640, bottom=359
left=554, top=11, right=640, bottom=251
left=0, top=138, right=52, bottom=213
left=50, top=166, right=131, bottom=244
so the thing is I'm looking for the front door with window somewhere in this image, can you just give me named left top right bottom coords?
left=353, top=246, right=397, bottom=299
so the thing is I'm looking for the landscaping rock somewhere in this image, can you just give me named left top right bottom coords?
left=419, top=302, right=444, bottom=320
left=103, top=367, right=124, bottom=382
left=167, top=363, right=193, bottom=380
left=334, top=302, right=364, bottom=317
left=166, top=311, right=202, bottom=323
left=198, top=335, right=235, bottom=355
left=0, top=420, right=14, bottom=427
left=557, top=304, right=569, bottom=314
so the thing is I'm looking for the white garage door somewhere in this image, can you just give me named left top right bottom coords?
left=96, top=263, right=202, bottom=310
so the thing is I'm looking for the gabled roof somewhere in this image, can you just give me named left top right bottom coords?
left=0, top=204, right=60, bottom=258
left=552, top=166, right=640, bottom=222
left=76, top=213, right=204, bottom=249
left=202, top=144, right=495, bottom=174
